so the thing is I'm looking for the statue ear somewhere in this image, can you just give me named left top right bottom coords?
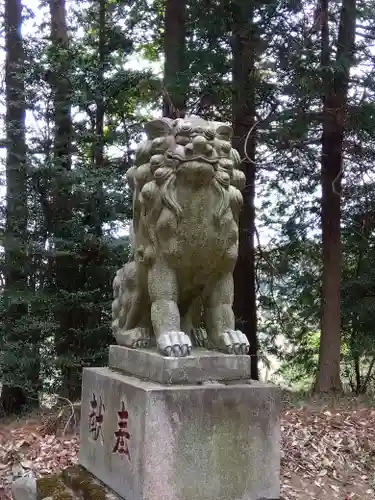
left=216, top=124, right=233, bottom=141
left=145, top=118, right=173, bottom=140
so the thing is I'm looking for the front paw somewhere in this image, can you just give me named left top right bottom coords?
left=157, top=331, right=193, bottom=357
left=217, top=330, right=249, bottom=355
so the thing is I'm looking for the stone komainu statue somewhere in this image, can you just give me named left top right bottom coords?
left=112, top=116, right=250, bottom=357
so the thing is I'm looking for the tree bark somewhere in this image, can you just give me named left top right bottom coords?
left=49, top=0, right=77, bottom=398
left=315, top=0, right=356, bottom=393
left=80, top=0, right=110, bottom=393
left=92, top=0, right=105, bottom=238
left=162, top=0, right=187, bottom=118
left=0, top=0, right=36, bottom=414
left=231, top=0, right=258, bottom=380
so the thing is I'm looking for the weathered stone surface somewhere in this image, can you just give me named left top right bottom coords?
left=11, top=476, right=37, bottom=500
left=79, top=367, right=281, bottom=500
left=111, top=116, right=250, bottom=357
left=37, top=474, right=73, bottom=500
left=36, top=466, right=123, bottom=500
left=108, top=345, right=251, bottom=384
left=61, top=466, right=122, bottom=500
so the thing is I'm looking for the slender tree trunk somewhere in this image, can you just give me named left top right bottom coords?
left=0, top=0, right=37, bottom=414
left=49, top=0, right=76, bottom=398
left=92, top=0, right=105, bottom=239
left=162, top=0, right=187, bottom=118
left=231, top=0, right=258, bottom=380
left=80, top=0, right=109, bottom=377
left=315, top=0, right=356, bottom=393
left=349, top=215, right=369, bottom=394
left=49, top=0, right=72, bottom=172
left=86, top=0, right=105, bottom=236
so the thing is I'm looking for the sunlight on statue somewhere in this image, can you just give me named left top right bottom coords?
left=111, top=116, right=249, bottom=357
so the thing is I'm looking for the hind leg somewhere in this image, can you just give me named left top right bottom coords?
left=112, top=263, right=153, bottom=349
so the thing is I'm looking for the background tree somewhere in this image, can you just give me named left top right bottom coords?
left=162, top=0, right=187, bottom=118
left=48, top=0, right=77, bottom=398
left=0, top=0, right=36, bottom=414
left=231, top=0, right=259, bottom=380
left=2, top=0, right=375, bottom=410
left=315, top=0, right=357, bottom=393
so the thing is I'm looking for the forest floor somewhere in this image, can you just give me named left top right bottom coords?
left=0, top=391, right=374, bottom=499
left=280, top=391, right=375, bottom=499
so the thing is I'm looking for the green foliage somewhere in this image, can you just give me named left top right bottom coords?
left=0, top=0, right=153, bottom=405
left=3, top=0, right=375, bottom=409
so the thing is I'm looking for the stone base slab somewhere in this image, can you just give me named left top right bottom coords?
left=36, top=465, right=124, bottom=500
left=108, top=345, right=251, bottom=384
left=79, top=367, right=281, bottom=500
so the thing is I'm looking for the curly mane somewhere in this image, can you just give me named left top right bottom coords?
left=126, top=116, right=245, bottom=265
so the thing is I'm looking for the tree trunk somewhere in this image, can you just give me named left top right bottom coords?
left=80, top=0, right=110, bottom=385
left=92, top=0, right=105, bottom=238
left=162, top=0, right=187, bottom=118
left=315, top=0, right=356, bottom=393
left=48, top=0, right=76, bottom=399
left=49, top=0, right=72, bottom=173
left=0, top=0, right=37, bottom=414
left=231, top=0, right=258, bottom=380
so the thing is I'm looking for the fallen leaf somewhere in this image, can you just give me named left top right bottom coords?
left=20, top=460, right=33, bottom=469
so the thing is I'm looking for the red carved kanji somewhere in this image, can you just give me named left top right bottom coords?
left=89, top=393, right=105, bottom=442
left=113, top=401, right=131, bottom=460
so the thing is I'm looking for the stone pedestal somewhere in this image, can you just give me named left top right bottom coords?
left=108, top=345, right=252, bottom=384
left=79, top=346, right=281, bottom=500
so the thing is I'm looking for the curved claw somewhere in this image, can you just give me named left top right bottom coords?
left=217, top=329, right=250, bottom=355
left=233, top=343, right=241, bottom=355
left=164, top=346, right=173, bottom=356
left=158, top=331, right=193, bottom=357
left=132, top=337, right=150, bottom=349
left=241, top=343, right=249, bottom=354
left=172, top=344, right=181, bottom=357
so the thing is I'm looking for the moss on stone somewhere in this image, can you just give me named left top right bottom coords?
left=62, top=465, right=107, bottom=500
left=37, top=474, right=73, bottom=500
left=37, top=465, right=110, bottom=500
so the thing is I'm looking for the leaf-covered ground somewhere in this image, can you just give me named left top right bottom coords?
left=0, top=396, right=374, bottom=499
left=282, top=405, right=375, bottom=499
